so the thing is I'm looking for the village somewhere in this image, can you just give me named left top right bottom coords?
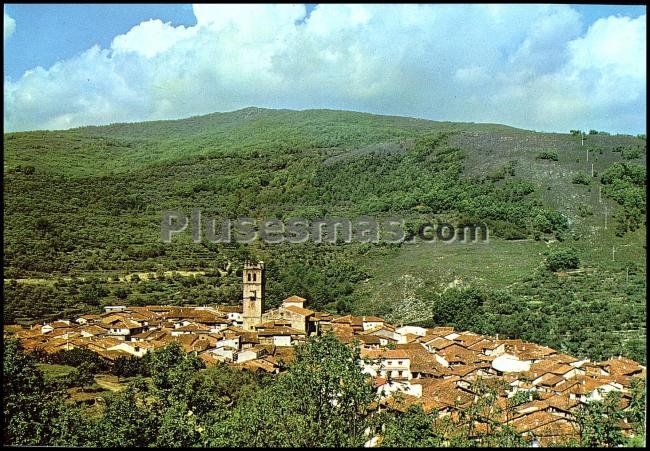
left=4, top=261, right=646, bottom=446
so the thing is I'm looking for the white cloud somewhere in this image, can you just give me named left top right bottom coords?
left=3, top=5, right=646, bottom=134
left=4, top=12, right=15, bottom=41
left=111, top=19, right=197, bottom=58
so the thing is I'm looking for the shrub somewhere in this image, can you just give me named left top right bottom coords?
left=572, top=172, right=591, bottom=185
left=622, top=148, right=641, bottom=160
left=537, top=151, right=559, bottom=161
left=577, top=203, right=593, bottom=217
left=545, top=247, right=580, bottom=272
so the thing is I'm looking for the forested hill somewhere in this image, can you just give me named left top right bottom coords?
left=3, top=108, right=647, bottom=362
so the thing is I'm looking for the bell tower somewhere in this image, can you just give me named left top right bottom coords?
left=242, top=261, right=265, bottom=331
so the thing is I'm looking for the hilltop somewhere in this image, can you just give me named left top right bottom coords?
left=3, top=107, right=647, bottom=363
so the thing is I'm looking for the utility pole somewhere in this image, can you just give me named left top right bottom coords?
left=604, top=206, right=608, bottom=229
left=581, top=133, right=584, bottom=147
left=598, top=185, right=602, bottom=203
left=586, top=147, right=589, bottom=162
left=612, top=246, right=615, bottom=262
left=591, top=163, right=594, bottom=177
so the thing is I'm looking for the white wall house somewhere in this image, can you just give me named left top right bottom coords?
left=395, top=325, right=427, bottom=337
left=106, top=320, right=144, bottom=340
left=369, top=328, right=406, bottom=345
left=210, top=323, right=229, bottom=333
left=227, top=312, right=242, bottom=324
left=236, top=347, right=266, bottom=363
left=41, top=324, right=54, bottom=334
left=376, top=380, right=422, bottom=400
left=216, top=335, right=241, bottom=350
left=361, top=351, right=412, bottom=381
left=492, top=353, right=532, bottom=373
left=272, top=335, right=292, bottom=347
left=212, top=346, right=237, bottom=362
left=362, top=317, right=385, bottom=331
left=107, top=341, right=149, bottom=357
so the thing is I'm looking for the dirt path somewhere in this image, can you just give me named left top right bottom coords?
left=4, top=270, right=208, bottom=285
left=94, top=375, right=127, bottom=392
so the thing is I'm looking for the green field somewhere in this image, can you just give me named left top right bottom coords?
left=36, top=363, right=75, bottom=380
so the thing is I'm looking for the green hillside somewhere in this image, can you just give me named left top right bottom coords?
left=3, top=108, right=646, bottom=362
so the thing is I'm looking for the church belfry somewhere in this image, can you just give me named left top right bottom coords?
left=242, top=261, right=265, bottom=331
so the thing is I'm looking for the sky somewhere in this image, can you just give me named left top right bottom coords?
left=3, top=4, right=647, bottom=134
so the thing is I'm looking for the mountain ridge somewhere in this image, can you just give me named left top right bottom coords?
left=3, top=107, right=646, bottom=363
left=6, top=106, right=536, bottom=137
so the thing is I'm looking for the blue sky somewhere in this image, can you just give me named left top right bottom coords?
left=3, top=4, right=646, bottom=134
left=3, top=4, right=197, bottom=80
left=3, top=3, right=319, bottom=80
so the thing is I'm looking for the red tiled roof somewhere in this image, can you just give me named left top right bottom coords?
left=257, top=326, right=305, bottom=337
left=283, top=295, right=306, bottom=303
left=598, top=357, right=646, bottom=376
left=394, top=343, right=450, bottom=375
left=283, top=305, right=315, bottom=317
left=360, top=348, right=410, bottom=360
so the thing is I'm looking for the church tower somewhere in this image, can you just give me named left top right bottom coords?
left=242, top=261, right=265, bottom=331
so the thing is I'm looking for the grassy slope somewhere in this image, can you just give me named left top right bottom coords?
left=3, top=108, right=646, bottom=359
left=36, top=363, right=75, bottom=379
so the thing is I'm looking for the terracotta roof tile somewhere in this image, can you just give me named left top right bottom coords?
left=283, top=305, right=315, bottom=316
left=283, top=295, right=306, bottom=303
left=360, top=348, right=410, bottom=360
left=394, top=343, right=450, bottom=375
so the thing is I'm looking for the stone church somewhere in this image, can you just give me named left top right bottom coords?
left=241, top=261, right=333, bottom=340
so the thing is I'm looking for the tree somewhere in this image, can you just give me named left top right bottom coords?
left=575, top=391, right=625, bottom=447
left=187, top=363, right=262, bottom=417
left=572, top=172, right=591, bottom=185
left=92, top=383, right=159, bottom=447
left=113, top=286, right=129, bottom=300
left=545, top=247, right=580, bottom=272
left=536, top=151, right=559, bottom=161
left=78, top=281, right=108, bottom=305
left=71, top=362, right=96, bottom=392
left=206, top=333, right=376, bottom=447
left=111, top=355, right=143, bottom=380
left=35, top=217, right=53, bottom=234
left=51, top=347, right=107, bottom=371
left=147, top=342, right=203, bottom=404
left=626, top=377, right=646, bottom=436
left=3, top=339, right=88, bottom=446
left=154, top=400, right=201, bottom=447
left=431, top=287, right=485, bottom=332
left=379, top=405, right=443, bottom=447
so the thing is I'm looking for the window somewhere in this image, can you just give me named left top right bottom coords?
left=247, top=273, right=251, bottom=282
left=398, top=361, right=403, bottom=366
left=253, top=273, right=257, bottom=282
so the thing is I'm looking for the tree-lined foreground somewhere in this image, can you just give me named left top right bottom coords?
left=3, top=335, right=646, bottom=447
